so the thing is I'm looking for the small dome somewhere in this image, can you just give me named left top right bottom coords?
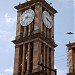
left=26, top=0, right=31, bottom=1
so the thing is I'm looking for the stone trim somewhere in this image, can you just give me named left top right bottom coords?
left=12, top=33, right=57, bottom=48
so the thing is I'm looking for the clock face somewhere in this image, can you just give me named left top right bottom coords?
left=42, top=11, right=53, bottom=28
left=20, top=9, right=35, bottom=26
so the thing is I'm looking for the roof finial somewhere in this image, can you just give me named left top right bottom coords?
left=19, top=0, right=21, bottom=5
left=19, top=2, right=21, bottom=5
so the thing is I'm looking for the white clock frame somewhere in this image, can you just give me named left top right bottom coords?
left=20, top=9, right=35, bottom=26
left=42, top=11, right=53, bottom=28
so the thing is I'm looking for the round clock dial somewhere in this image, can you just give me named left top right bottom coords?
left=20, top=9, right=35, bottom=26
left=42, top=11, right=53, bottom=28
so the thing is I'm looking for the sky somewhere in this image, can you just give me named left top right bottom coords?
left=0, top=0, right=74, bottom=75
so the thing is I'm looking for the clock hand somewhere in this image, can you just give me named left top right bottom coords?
left=23, top=15, right=29, bottom=21
left=46, top=17, right=52, bottom=25
left=25, top=15, right=32, bottom=19
left=25, top=15, right=29, bottom=19
left=46, top=17, right=50, bottom=22
left=23, top=16, right=32, bottom=22
left=27, top=16, right=32, bottom=18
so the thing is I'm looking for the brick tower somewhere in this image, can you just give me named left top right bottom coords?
left=12, top=0, right=57, bottom=75
left=66, top=41, right=75, bottom=75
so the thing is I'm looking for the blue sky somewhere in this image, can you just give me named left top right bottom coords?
left=0, top=0, right=74, bottom=75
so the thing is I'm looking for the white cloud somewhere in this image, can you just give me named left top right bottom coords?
left=4, top=13, right=16, bottom=24
left=4, top=68, right=13, bottom=74
left=0, top=30, right=15, bottom=42
left=9, top=36, right=15, bottom=40
left=0, top=68, right=13, bottom=75
left=57, top=0, right=73, bottom=9
left=55, top=66, right=67, bottom=75
left=0, top=30, right=12, bottom=40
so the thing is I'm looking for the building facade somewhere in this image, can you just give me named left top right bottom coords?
left=12, top=0, right=57, bottom=75
left=66, top=41, right=75, bottom=75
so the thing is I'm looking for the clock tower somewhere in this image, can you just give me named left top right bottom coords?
left=12, top=0, right=57, bottom=75
left=66, top=41, right=75, bottom=75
